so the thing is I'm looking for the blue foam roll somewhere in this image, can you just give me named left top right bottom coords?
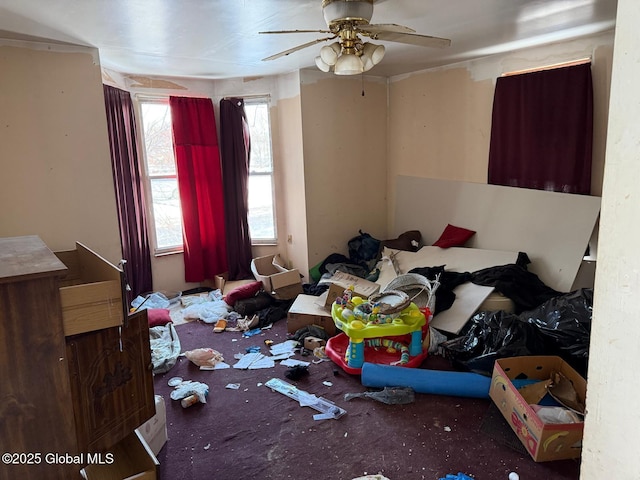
left=361, top=363, right=492, bottom=398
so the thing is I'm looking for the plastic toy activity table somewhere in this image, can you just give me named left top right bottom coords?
left=327, top=291, right=428, bottom=374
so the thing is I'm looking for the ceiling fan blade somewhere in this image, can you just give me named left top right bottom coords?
left=262, top=36, right=336, bottom=61
left=371, top=31, right=451, bottom=48
left=259, top=29, right=331, bottom=35
left=358, top=23, right=416, bottom=34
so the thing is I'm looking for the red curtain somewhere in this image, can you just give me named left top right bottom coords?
left=170, top=96, right=228, bottom=282
left=103, top=85, right=153, bottom=302
left=488, top=63, right=593, bottom=194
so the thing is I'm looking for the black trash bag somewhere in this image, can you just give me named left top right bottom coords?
left=441, top=310, right=546, bottom=376
left=441, top=289, right=594, bottom=377
left=519, top=288, right=593, bottom=376
left=348, top=230, right=381, bottom=272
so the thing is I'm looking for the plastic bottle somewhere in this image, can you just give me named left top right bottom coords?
left=181, top=394, right=200, bottom=408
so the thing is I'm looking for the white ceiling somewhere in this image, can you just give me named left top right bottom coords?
left=0, top=0, right=618, bottom=80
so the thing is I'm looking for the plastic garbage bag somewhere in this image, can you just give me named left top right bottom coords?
left=519, top=288, right=593, bottom=375
left=184, top=348, right=224, bottom=368
left=441, top=289, right=593, bottom=377
left=441, top=310, right=546, bottom=376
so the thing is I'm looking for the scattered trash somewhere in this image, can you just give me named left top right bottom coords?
left=225, top=383, right=240, bottom=390
left=170, top=379, right=209, bottom=404
left=167, top=377, right=183, bottom=387
left=323, top=381, right=333, bottom=387
left=312, top=346, right=330, bottom=363
left=213, top=319, right=227, bottom=333
left=444, top=426, right=452, bottom=432
left=439, top=473, right=474, bottom=480
left=246, top=346, right=261, bottom=353
left=344, top=387, right=415, bottom=405
left=285, top=364, right=309, bottom=380
left=313, top=412, right=335, bottom=421
left=131, top=292, right=171, bottom=310
left=184, top=348, right=224, bottom=368
left=265, top=339, right=274, bottom=347
left=508, top=473, right=519, bottom=480
left=351, top=475, right=391, bottom=480
left=242, top=328, right=263, bottom=338
left=180, top=394, right=201, bottom=408
left=199, top=362, right=230, bottom=370
left=269, top=340, right=299, bottom=356
left=203, top=443, right=211, bottom=450
left=233, top=352, right=275, bottom=370
left=265, top=378, right=346, bottom=420
left=280, top=358, right=310, bottom=367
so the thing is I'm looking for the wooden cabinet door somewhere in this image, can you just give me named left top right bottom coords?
left=66, top=310, right=155, bottom=453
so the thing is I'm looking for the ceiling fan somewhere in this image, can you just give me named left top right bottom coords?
left=260, top=0, right=451, bottom=75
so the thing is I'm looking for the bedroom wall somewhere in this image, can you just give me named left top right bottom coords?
left=0, top=40, right=122, bottom=263
left=386, top=31, right=615, bottom=233
left=582, top=0, right=640, bottom=475
left=299, top=70, right=388, bottom=274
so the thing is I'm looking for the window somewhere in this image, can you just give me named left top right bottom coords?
left=244, top=98, right=277, bottom=243
left=137, top=96, right=277, bottom=254
left=138, top=98, right=183, bottom=254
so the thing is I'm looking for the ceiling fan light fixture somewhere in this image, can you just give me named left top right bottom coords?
left=361, top=56, right=374, bottom=72
left=363, top=42, right=385, bottom=65
left=334, top=51, right=364, bottom=75
left=320, top=42, right=341, bottom=65
left=315, top=56, right=331, bottom=72
left=322, top=0, right=374, bottom=26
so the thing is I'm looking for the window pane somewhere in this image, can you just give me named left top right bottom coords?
left=245, top=103, right=272, bottom=174
left=141, top=103, right=176, bottom=176
left=248, top=174, right=275, bottom=240
left=150, top=178, right=183, bottom=249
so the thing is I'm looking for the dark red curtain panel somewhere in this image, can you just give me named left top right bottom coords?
left=170, top=96, right=228, bottom=282
left=488, top=63, right=593, bottom=194
left=220, top=98, right=254, bottom=280
left=103, top=85, right=153, bottom=303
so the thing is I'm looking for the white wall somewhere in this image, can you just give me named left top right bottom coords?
left=299, top=70, right=388, bottom=272
left=386, top=31, right=614, bottom=233
left=581, top=0, right=640, bottom=477
left=0, top=40, right=121, bottom=262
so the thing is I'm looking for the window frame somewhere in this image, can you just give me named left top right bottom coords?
left=135, top=95, right=184, bottom=256
left=243, top=96, right=278, bottom=245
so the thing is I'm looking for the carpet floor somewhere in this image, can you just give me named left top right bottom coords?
left=153, top=318, right=581, bottom=480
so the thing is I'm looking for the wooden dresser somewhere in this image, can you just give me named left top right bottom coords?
left=0, top=235, right=155, bottom=479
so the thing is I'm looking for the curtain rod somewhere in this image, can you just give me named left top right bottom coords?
left=222, top=94, right=271, bottom=100
left=501, top=57, right=591, bottom=77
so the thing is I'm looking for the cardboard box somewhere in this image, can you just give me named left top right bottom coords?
left=135, top=395, right=167, bottom=456
left=251, top=254, right=302, bottom=300
left=303, top=336, right=326, bottom=350
left=287, top=294, right=337, bottom=336
left=81, top=430, right=158, bottom=480
left=322, top=271, right=380, bottom=308
left=489, top=356, right=586, bottom=462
